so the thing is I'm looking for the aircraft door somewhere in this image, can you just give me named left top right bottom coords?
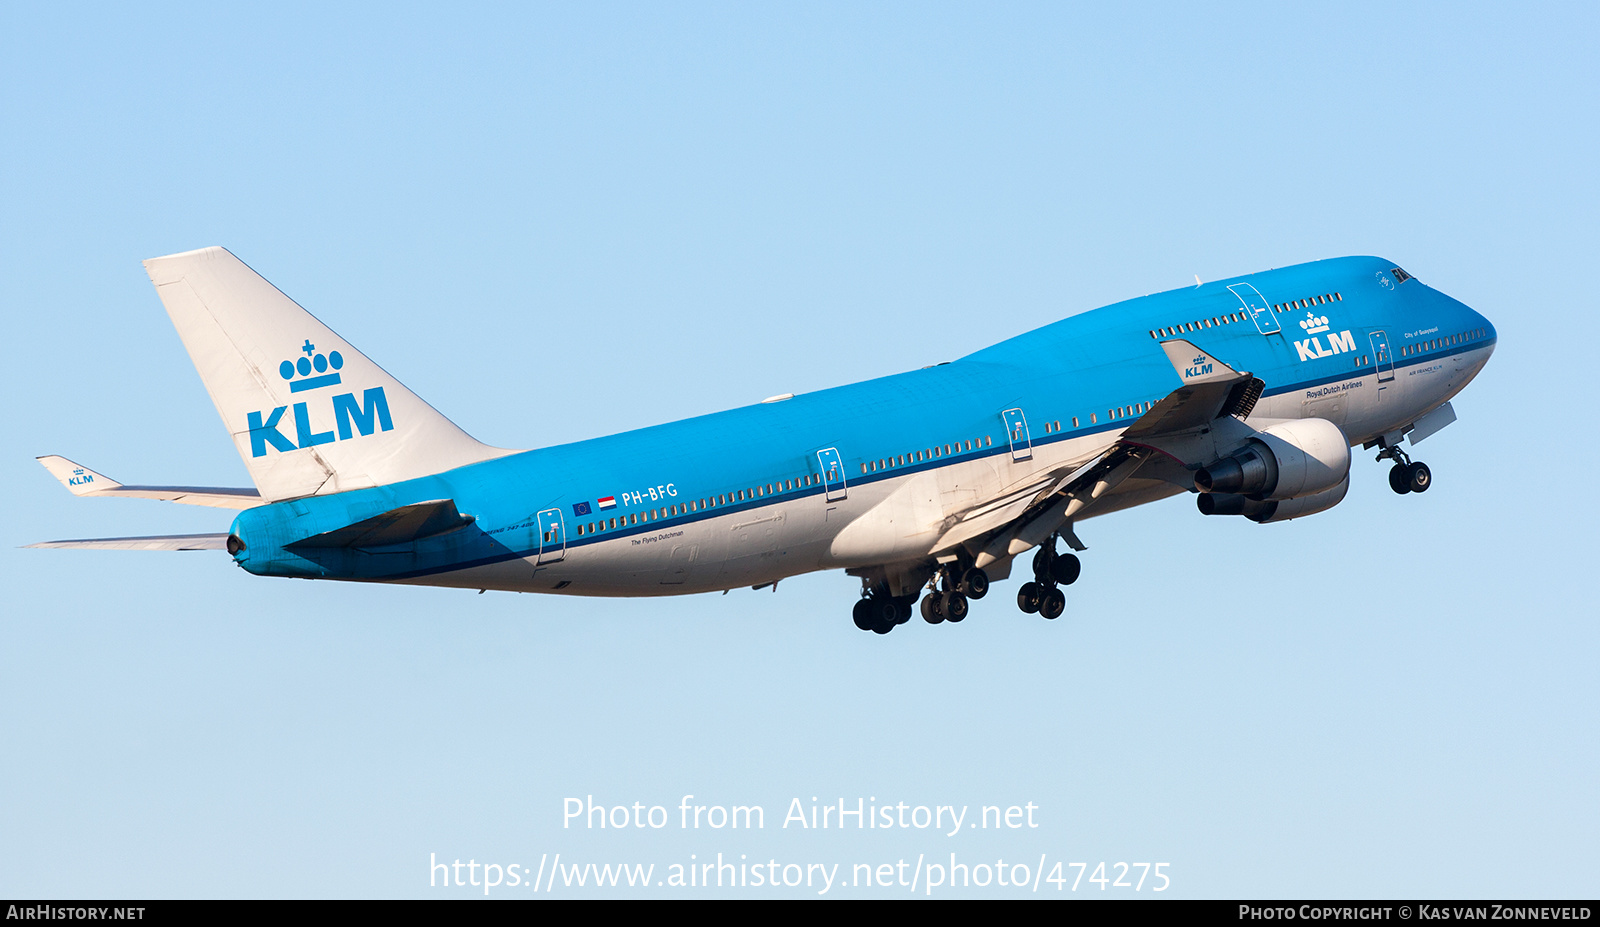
left=536, top=508, right=566, bottom=564
left=1229, top=283, right=1281, bottom=335
left=1369, top=331, right=1395, bottom=382
left=817, top=448, right=848, bottom=502
left=1002, top=408, right=1032, bottom=462
left=660, top=544, right=698, bottom=585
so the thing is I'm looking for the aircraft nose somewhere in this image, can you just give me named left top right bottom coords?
left=1471, top=306, right=1498, bottom=357
left=1444, top=287, right=1497, bottom=359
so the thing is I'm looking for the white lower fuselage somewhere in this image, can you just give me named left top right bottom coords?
left=409, top=343, right=1493, bottom=597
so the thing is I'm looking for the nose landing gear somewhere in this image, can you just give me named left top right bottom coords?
left=1376, top=441, right=1431, bottom=495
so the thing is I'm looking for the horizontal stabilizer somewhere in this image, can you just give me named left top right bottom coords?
left=286, top=499, right=475, bottom=549
left=25, top=534, right=231, bottom=551
left=37, top=456, right=261, bottom=509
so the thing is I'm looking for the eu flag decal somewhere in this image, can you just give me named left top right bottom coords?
left=572, top=501, right=592, bottom=517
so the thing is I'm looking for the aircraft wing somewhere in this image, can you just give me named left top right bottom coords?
left=37, top=456, right=261, bottom=509
left=930, top=446, right=1119, bottom=554
left=1120, top=376, right=1260, bottom=439
left=25, top=534, right=231, bottom=551
left=1123, top=338, right=1262, bottom=437
left=937, top=339, right=1262, bottom=565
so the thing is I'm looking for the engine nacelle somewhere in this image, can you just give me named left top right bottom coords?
left=1194, top=418, right=1350, bottom=501
left=1197, top=474, right=1350, bottom=523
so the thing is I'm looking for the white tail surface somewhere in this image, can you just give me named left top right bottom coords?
left=144, top=247, right=516, bottom=502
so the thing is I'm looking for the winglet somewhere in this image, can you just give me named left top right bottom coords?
left=1159, top=339, right=1240, bottom=384
left=37, top=456, right=121, bottom=496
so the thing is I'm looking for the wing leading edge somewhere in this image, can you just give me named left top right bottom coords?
left=939, top=339, right=1263, bottom=568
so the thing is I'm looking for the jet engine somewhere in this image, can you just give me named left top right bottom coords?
left=1195, top=418, right=1350, bottom=500
left=1196, top=474, right=1349, bottom=523
left=1195, top=418, right=1351, bottom=522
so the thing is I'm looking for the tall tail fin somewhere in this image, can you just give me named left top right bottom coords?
left=144, top=247, right=515, bottom=502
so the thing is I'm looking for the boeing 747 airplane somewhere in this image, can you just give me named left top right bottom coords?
left=33, top=247, right=1495, bottom=633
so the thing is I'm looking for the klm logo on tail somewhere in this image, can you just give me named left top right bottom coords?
left=1184, top=354, right=1214, bottom=379
left=247, top=339, right=394, bottom=457
left=1295, top=312, right=1357, bottom=362
left=68, top=467, right=94, bottom=486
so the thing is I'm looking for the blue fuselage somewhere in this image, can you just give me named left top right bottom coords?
left=228, top=256, right=1495, bottom=595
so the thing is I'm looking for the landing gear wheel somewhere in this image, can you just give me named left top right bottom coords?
left=1407, top=461, right=1432, bottom=493
left=1032, top=546, right=1052, bottom=579
left=1389, top=463, right=1412, bottom=495
left=895, top=597, right=914, bottom=624
left=1052, top=553, right=1081, bottom=586
left=1017, top=582, right=1042, bottom=614
left=960, top=568, right=990, bottom=600
left=921, top=593, right=945, bottom=624
left=1039, top=587, right=1066, bottom=620
left=943, top=591, right=969, bottom=623
left=855, top=596, right=897, bottom=634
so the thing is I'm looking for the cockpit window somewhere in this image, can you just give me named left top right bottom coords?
left=1391, top=267, right=1414, bottom=284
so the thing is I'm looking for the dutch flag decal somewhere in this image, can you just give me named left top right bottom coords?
left=597, top=496, right=616, bottom=510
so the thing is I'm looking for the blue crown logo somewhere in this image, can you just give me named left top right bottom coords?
left=1299, top=312, right=1331, bottom=335
left=1191, top=354, right=1206, bottom=366
left=279, top=339, right=344, bottom=393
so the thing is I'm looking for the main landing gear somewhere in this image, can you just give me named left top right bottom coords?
left=919, top=565, right=989, bottom=626
left=1017, top=536, right=1078, bottom=621
left=849, top=544, right=1080, bottom=634
left=852, top=586, right=915, bottom=635
left=1376, top=441, right=1431, bottom=495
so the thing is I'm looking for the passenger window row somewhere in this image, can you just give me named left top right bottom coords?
left=863, top=436, right=995, bottom=474
left=1105, top=400, right=1154, bottom=422
left=1274, top=292, right=1342, bottom=313
left=575, top=473, right=828, bottom=537
left=1149, top=311, right=1250, bottom=340
left=1147, top=293, right=1344, bottom=340
left=1040, top=396, right=1154, bottom=435
left=1401, top=327, right=1486, bottom=358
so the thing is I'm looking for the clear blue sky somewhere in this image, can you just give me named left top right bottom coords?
left=3, top=2, right=1595, bottom=898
